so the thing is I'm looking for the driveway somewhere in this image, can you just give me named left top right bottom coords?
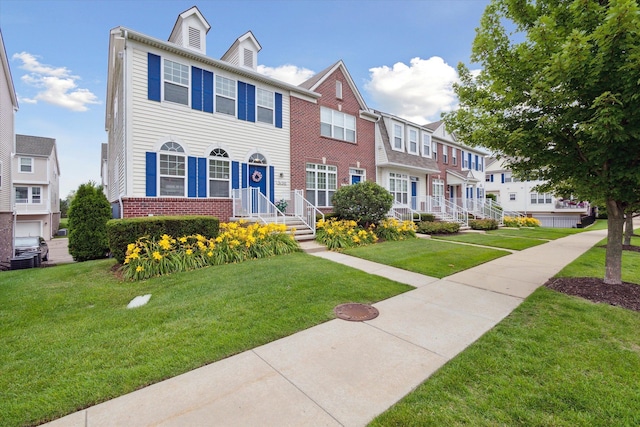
left=45, top=238, right=75, bottom=265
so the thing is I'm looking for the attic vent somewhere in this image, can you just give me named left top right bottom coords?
left=243, top=48, right=254, bottom=68
left=189, top=27, right=201, bottom=50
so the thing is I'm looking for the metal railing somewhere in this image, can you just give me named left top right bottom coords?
left=291, top=190, right=324, bottom=235
left=389, top=203, right=420, bottom=221
left=232, top=188, right=285, bottom=224
left=404, top=196, right=469, bottom=226
left=13, top=199, right=51, bottom=214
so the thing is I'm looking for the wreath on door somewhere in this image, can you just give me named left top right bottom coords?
left=251, top=170, right=263, bottom=183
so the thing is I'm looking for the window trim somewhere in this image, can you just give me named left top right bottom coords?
left=407, top=128, right=418, bottom=155
left=336, top=80, right=343, bottom=99
left=163, top=58, right=190, bottom=106
left=509, top=193, right=517, bottom=201
left=158, top=141, right=187, bottom=197
left=349, top=167, right=366, bottom=184
left=208, top=148, right=230, bottom=198
left=442, top=145, right=448, bottom=164
left=306, top=163, right=337, bottom=207
left=421, top=133, right=431, bottom=157
left=320, top=107, right=356, bottom=143
left=389, top=172, right=409, bottom=204
left=215, top=75, right=237, bottom=116
left=256, top=87, right=274, bottom=125
left=432, top=142, right=438, bottom=162
left=14, top=185, right=42, bottom=204
left=19, top=157, right=33, bottom=173
left=392, top=123, right=404, bottom=152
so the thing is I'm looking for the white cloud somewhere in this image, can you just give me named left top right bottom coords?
left=12, top=52, right=99, bottom=112
left=365, top=56, right=460, bottom=124
left=257, top=64, right=315, bottom=86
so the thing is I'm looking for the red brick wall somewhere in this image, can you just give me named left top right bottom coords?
left=291, top=66, right=376, bottom=199
left=429, top=141, right=465, bottom=198
left=122, top=198, right=233, bottom=221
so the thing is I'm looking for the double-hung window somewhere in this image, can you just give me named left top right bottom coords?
left=306, top=163, right=337, bottom=207
left=432, top=143, right=438, bottom=162
left=422, top=133, right=431, bottom=157
left=159, top=142, right=186, bottom=196
left=20, top=157, right=33, bottom=173
left=216, top=75, right=236, bottom=115
left=392, top=123, right=404, bottom=150
left=442, top=145, right=448, bottom=164
left=320, top=107, right=356, bottom=142
left=257, top=88, right=274, bottom=124
left=209, top=148, right=230, bottom=197
left=163, top=59, right=189, bottom=105
left=408, top=129, right=418, bottom=154
left=452, top=148, right=457, bottom=165
left=389, top=173, right=408, bottom=204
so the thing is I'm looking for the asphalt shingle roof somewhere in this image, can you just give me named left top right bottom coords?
left=15, top=134, right=55, bottom=156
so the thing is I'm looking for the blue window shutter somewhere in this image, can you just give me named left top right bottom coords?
left=468, top=153, right=472, bottom=169
left=475, top=155, right=479, bottom=171
left=501, top=173, right=505, bottom=183
left=275, top=93, right=283, bottom=128
left=232, top=161, right=240, bottom=189
left=145, top=152, right=157, bottom=197
left=241, top=163, right=248, bottom=188
left=148, top=53, right=161, bottom=102
left=269, top=166, right=275, bottom=202
left=247, top=83, right=256, bottom=122
left=198, top=157, right=207, bottom=197
left=490, top=174, right=494, bottom=182
left=188, top=156, right=197, bottom=197
left=192, top=67, right=203, bottom=111
left=238, top=81, right=247, bottom=121
left=203, top=70, right=214, bottom=113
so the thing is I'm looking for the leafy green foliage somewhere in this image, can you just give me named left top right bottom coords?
left=444, top=0, right=640, bottom=283
left=106, top=215, right=219, bottom=263
left=416, top=221, right=460, bottom=235
left=331, top=181, right=394, bottom=226
left=68, top=182, right=111, bottom=261
left=468, top=218, right=499, bottom=230
left=315, top=218, right=379, bottom=250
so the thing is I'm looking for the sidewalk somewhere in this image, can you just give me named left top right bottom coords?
left=45, top=227, right=609, bottom=427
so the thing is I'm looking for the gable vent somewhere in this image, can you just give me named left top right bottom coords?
left=189, top=27, right=201, bottom=50
left=243, top=48, right=254, bottom=68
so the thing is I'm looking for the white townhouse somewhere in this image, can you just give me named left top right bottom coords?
left=13, top=135, right=61, bottom=240
left=485, top=157, right=592, bottom=227
left=105, top=7, right=319, bottom=221
left=0, top=29, right=18, bottom=263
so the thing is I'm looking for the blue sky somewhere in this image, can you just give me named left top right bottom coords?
left=1, top=0, right=490, bottom=198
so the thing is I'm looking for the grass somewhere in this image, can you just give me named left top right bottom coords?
left=371, top=288, right=640, bottom=426
left=343, top=238, right=509, bottom=278
left=432, top=233, right=547, bottom=250
left=371, top=227, right=640, bottom=426
left=486, top=219, right=607, bottom=240
left=0, top=253, right=411, bottom=427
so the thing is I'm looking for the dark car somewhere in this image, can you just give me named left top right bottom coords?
left=14, top=236, right=49, bottom=261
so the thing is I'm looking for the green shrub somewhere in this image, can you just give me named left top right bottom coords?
left=469, top=219, right=499, bottom=230
left=416, top=221, right=460, bottom=234
left=68, top=182, right=112, bottom=261
left=331, top=181, right=394, bottom=226
left=503, top=216, right=541, bottom=227
left=419, top=213, right=436, bottom=222
left=107, top=215, right=220, bottom=263
left=315, top=218, right=377, bottom=250
left=375, top=218, right=417, bottom=241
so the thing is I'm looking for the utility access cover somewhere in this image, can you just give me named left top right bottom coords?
left=334, top=303, right=379, bottom=321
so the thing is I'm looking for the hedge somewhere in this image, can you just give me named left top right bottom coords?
left=107, top=215, right=220, bottom=263
left=416, top=221, right=460, bottom=234
left=469, top=218, right=499, bottom=230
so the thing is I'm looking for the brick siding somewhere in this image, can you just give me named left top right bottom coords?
left=0, top=212, right=14, bottom=263
left=121, top=198, right=233, bottom=221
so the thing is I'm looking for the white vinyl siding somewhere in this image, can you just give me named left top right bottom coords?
left=129, top=47, right=291, bottom=200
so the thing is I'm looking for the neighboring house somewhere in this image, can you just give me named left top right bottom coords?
left=425, top=120, right=487, bottom=212
left=485, top=157, right=591, bottom=227
left=374, top=111, right=439, bottom=211
left=291, top=60, right=378, bottom=212
left=105, top=7, right=318, bottom=220
left=375, top=114, right=488, bottom=223
left=13, top=135, right=61, bottom=239
left=0, top=29, right=18, bottom=263
left=100, top=143, right=108, bottom=196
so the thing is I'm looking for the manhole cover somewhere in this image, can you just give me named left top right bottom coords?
left=334, top=303, right=379, bottom=321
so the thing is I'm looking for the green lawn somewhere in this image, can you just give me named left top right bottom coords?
left=0, top=253, right=411, bottom=427
left=486, top=219, right=607, bottom=240
left=432, top=233, right=547, bottom=250
left=371, top=228, right=640, bottom=426
left=343, top=238, right=509, bottom=278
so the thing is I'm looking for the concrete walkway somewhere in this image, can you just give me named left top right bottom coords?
left=45, top=227, right=610, bottom=427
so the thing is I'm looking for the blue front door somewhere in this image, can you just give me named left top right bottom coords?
left=248, top=165, right=267, bottom=213
left=411, top=181, right=417, bottom=210
left=351, top=175, right=361, bottom=184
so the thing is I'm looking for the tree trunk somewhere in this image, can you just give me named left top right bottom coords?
left=623, top=213, right=634, bottom=246
left=604, top=199, right=624, bottom=285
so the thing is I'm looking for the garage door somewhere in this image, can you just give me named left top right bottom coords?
left=16, top=221, right=42, bottom=237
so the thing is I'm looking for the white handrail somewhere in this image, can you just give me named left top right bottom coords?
left=232, top=188, right=285, bottom=224
left=291, top=190, right=323, bottom=235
